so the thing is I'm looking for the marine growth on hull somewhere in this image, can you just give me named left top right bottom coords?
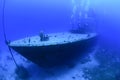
left=9, top=32, right=97, bottom=47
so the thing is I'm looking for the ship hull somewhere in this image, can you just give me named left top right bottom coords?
left=8, top=33, right=98, bottom=67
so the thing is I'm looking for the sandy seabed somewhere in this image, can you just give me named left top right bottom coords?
left=0, top=45, right=120, bottom=80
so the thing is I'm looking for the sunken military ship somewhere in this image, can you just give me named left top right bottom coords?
left=8, top=31, right=97, bottom=67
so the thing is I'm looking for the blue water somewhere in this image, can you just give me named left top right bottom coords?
left=0, top=0, right=120, bottom=80
left=0, top=0, right=120, bottom=47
